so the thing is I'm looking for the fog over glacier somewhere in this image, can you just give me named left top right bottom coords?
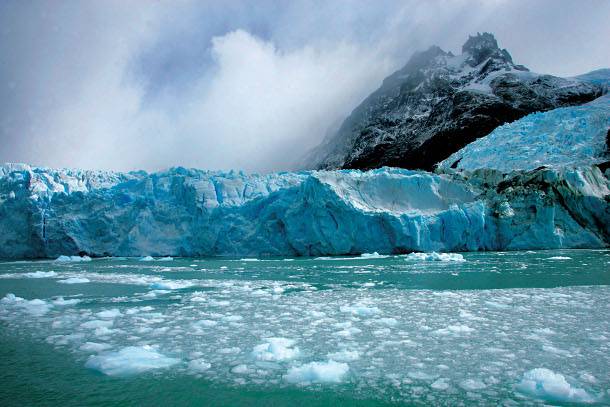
left=1, top=0, right=609, bottom=172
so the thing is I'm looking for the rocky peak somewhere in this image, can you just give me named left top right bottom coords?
left=462, top=32, right=512, bottom=66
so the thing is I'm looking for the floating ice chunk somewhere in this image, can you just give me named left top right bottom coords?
left=58, top=277, right=90, bottom=284
left=431, top=378, right=451, bottom=390
left=52, top=297, right=81, bottom=306
left=360, top=252, right=389, bottom=259
left=405, top=252, right=465, bottom=262
left=434, top=324, right=475, bottom=336
left=222, top=315, right=243, bottom=322
left=139, top=256, right=154, bottom=261
left=1, top=294, right=52, bottom=316
left=251, top=338, right=300, bottom=362
left=80, top=342, right=112, bottom=353
left=85, top=345, right=179, bottom=376
left=340, top=303, right=380, bottom=316
left=459, top=378, right=487, bottom=391
left=188, top=358, right=211, bottom=372
left=376, top=317, right=398, bottom=326
left=149, top=281, right=194, bottom=290
left=157, top=257, right=174, bottom=261
left=96, top=309, right=122, bottom=319
left=240, top=258, right=260, bottom=262
left=194, top=319, right=218, bottom=328
left=218, top=347, right=241, bottom=354
left=326, top=349, right=360, bottom=362
left=80, top=319, right=113, bottom=329
left=24, top=271, right=57, bottom=278
left=546, top=256, right=572, bottom=260
left=516, top=368, right=594, bottom=403
left=55, top=255, right=92, bottom=262
left=231, top=364, right=250, bottom=374
left=284, top=360, right=349, bottom=384
left=408, top=371, right=438, bottom=380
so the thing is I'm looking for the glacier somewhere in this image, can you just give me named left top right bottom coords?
left=439, top=94, right=610, bottom=172
left=0, top=162, right=608, bottom=258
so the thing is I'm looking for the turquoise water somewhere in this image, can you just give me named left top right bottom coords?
left=1, top=250, right=609, bottom=405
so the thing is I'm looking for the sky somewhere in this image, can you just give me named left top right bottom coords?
left=1, top=0, right=609, bottom=173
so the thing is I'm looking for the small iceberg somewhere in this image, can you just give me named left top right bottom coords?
left=404, top=252, right=465, bottom=262
left=516, top=368, right=594, bottom=403
left=284, top=360, right=349, bottom=384
left=55, top=255, right=92, bottom=262
left=85, top=345, right=179, bottom=376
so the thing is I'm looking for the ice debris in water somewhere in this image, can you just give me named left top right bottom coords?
left=85, top=345, right=179, bottom=376
left=139, top=256, right=154, bottom=261
left=404, top=252, right=465, bottom=262
left=546, top=256, right=572, bottom=260
left=284, top=360, right=349, bottom=384
left=251, top=338, right=300, bottom=362
left=516, top=368, right=595, bottom=403
left=150, top=281, right=194, bottom=290
left=1, top=259, right=610, bottom=404
left=188, top=358, right=212, bottom=373
left=58, top=277, right=90, bottom=284
left=55, top=255, right=92, bottom=262
left=24, top=271, right=57, bottom=278
left=360, top=252, right=389, bottom=259
left=1, top=293, right=52, bottom=316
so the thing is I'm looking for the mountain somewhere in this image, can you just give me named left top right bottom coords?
left=1, top=162, right=608, bottom=259
left=306, top=32, right=605, bottom=171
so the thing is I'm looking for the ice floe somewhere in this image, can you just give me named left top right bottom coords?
left=284, top=360, right=349, bottom=384
left=516, top=368, right=594, bottom=403
left=404, top=252, right=465, bottom=262
left=85, top=345, right=179, bottom=376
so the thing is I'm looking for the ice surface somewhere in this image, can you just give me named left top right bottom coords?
left=1, top=164, right=608, bottom=257
left=440, top=94, right=610, bottom=172
left=516, top=368, right=595, bottom=403
left=85, top=345, right=180, bottom=376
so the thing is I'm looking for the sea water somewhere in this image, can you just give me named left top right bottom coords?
left=1, top=250, right=609, bottom=406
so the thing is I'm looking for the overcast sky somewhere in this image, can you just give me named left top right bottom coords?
left=1, top=0, right=609, bottom=172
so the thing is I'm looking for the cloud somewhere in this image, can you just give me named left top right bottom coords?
left=0, top=0, right=609, bottom=172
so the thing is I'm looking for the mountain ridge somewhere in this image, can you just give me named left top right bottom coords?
left=306, top=32, right=605, bottom=171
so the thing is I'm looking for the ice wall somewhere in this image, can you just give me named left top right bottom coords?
left=1, top=164, right=608, bottom=258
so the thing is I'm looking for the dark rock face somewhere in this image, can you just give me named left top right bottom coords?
left=307, top=33, right=604, bottom=171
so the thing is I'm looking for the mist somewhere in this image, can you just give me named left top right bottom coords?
left=1, top=0, right=609, bottom=172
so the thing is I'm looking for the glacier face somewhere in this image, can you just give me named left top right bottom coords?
left=439, top=94, right=610, bottom=172
left=0, top=164, right=608, bottom=258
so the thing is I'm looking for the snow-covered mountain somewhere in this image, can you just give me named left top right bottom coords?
left=1, top=162, right=608, bottom=258
left=306, top=33, right=604, bottom=171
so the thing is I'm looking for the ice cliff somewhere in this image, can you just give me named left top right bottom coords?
left=1, top=163, right=608, bottom=258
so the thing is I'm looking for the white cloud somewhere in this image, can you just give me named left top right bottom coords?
left=1, top=0, right=609, bottom=172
